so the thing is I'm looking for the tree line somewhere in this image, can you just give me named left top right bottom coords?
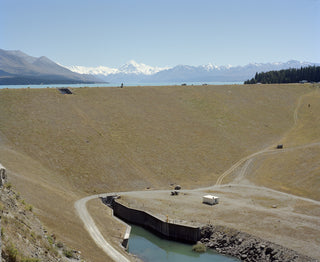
left=244, top=66, right=320, bottom=84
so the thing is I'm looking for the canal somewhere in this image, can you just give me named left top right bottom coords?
left=128, top=224, right=240, bottom=262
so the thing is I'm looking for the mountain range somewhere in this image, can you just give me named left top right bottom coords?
left=67, top=60, right=319, bottom=83
left=0, top=49, right=318, bottom=85
left=0, top=49, right=102, bottom=85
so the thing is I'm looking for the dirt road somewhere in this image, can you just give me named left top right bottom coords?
left=215, top=141, right=320, bottom=186
left=75, top=194, right=130, bottom=262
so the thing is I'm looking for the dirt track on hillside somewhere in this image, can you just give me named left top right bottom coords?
left=215, top=141, right=320, bottom=186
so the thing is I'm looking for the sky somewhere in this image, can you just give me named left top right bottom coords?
left=1, top=0, right=319, bottom=68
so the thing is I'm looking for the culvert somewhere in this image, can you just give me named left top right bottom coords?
left=58, top=88, right=73, bottom=94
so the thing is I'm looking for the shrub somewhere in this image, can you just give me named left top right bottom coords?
left=192, top=242, right=207, bottom=253
left=56, top=241, right=64, bottom=248
left=47, top=235, right=54, bottom=245
left=25, top=204, right=33, bottom=212
left=21, top=258, right=41, bottom=262
left=30, top=231, right=36, bottom=241
left=15, top=192, right=21, bottom=200
left=63, top=248, right=74, bottom=258
left=6, top=243, right=18, bottom=262
left=2, top=216, right=8, bottom=224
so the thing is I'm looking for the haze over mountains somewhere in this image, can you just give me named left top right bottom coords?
left=0, top=49, right=318, bottom=85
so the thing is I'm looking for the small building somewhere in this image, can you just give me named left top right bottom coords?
left=202, top=195, right=219, bottom=205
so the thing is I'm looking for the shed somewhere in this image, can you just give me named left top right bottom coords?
left=202, top=195, right=219, bottom=205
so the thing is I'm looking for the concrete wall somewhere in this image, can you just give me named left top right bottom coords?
left=122, top=225, right=131, bottom=249
left=102, top=196, right=131, bottom=250
left=112, top=200, right=200, bottom=243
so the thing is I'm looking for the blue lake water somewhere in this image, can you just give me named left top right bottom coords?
left=128, top=224, right=239, bottom=262
left=0, top=81, right=242, bottom=89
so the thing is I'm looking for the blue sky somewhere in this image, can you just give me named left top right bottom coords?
left=1, top=0, right=319, bottom=67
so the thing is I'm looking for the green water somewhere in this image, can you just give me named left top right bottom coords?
left=128, top=225, right=239, bottom=262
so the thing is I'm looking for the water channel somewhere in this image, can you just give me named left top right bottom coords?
left=128, top=224, right=240, bottom=262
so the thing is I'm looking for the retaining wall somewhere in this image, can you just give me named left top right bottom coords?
left=112, top=199, right=200, bottom=243
left=101, top=196, right=131, bottom=249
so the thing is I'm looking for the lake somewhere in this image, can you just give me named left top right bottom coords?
left=0, top=81, right=243, bottom=89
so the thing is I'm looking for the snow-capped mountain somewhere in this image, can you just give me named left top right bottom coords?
left=66, top=60, right=170, bottom=77
left=67, top=65, right=118, bottom=76
left=118, top=60, right=170, bottom=75
left=66, top=60, right=319, bottom=83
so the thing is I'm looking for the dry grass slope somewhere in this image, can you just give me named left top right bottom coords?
left=0, top=84, right=312, bottom=192
left=239, top=88, right=320, bottom=200
left=0, top=83, right=319, bottom=261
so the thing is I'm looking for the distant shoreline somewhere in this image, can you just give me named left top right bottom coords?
left=0, top=81, right=243, bottom=89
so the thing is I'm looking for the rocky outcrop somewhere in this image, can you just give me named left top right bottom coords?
left=0, top=164, right=6, bottom=188
left=0, top=163, right=5, bottom=262
left=0, top=185, right=83, bottom=261
left=200, top=225, right=316, bottom=262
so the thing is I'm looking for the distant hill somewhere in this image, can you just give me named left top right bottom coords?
left=0, top=49, right=104, bottom=85
left=66, top=60, right=320, bottom=83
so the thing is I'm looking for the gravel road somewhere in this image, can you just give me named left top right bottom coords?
left=75, top=194, right=130, bottom=262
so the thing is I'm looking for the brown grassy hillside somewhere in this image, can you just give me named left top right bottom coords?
left=0, top=83, right=319, bottom=261
left=240, top=89, right=320, bottom=199
left=0, top=84, right=312, bottom=192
